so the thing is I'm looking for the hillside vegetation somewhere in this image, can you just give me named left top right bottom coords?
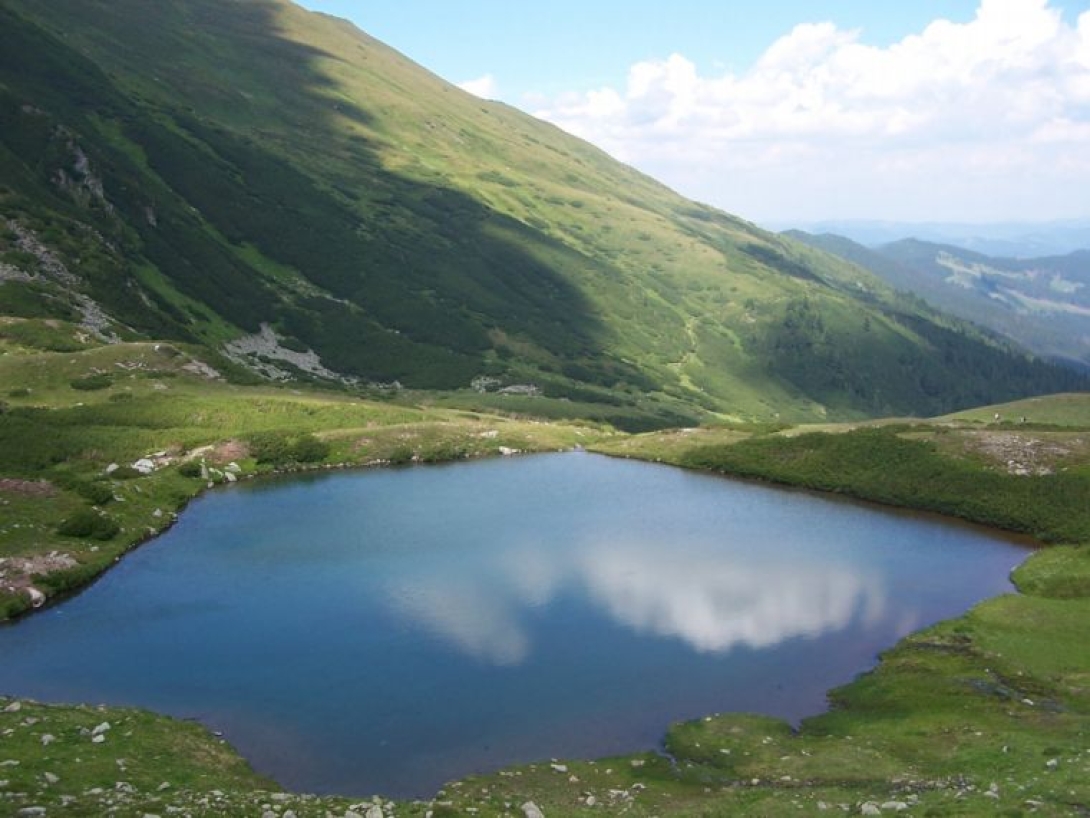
left=0, top=0, right=1084, bottom=430
left=787, top=231, right=1090, bottom=371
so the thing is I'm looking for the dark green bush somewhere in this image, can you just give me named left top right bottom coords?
left=249, top=431, right=329, bottom=465
left=76, top=481, right=114, bottom=505
left=57, top=508, right=120, bottom=540
left=291, top=434, right=330, bottom=463
left=177, top=461, right=202, bottom=478
left=70, top=373, right=111, bottom=391
left=7, top=387, right=30, bottom=398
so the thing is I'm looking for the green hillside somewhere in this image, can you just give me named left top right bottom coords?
left=788, top=231, right=1090, bottom=371
left=0, top=0, right=1084, bottom=428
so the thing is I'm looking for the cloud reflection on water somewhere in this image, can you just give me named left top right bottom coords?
left=385, top=535, right=886, bottom=666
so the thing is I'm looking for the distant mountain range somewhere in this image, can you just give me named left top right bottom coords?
left=0, top=0, right=1085, bottom=428
left=786, top=232, right=1090, bottom=371
left=772, top=219, right=1090, bottom=259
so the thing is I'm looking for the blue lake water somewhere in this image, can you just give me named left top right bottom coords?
left=0, top=452, right=1029, bottom=797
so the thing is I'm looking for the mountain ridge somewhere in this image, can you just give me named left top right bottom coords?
left=1, top=0, right=1085, bottom=427
left=786, top=230, right=1090, bottom=371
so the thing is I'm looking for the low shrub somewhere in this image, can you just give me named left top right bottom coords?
left=70, top=373, right=111, bottom=391
left=177, top=461, right=202, bottom=478
left=249, top=431, right=330, bottom=465
left=76, top=481, right=114, bottom=505
left=56, top=508, right=120, bottom=540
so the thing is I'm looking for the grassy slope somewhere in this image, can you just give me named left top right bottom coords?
left=1, top=0, right=1085, bottom=425
left=2, top=385, right=1089, bottom=815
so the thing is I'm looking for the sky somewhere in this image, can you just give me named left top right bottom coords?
left=296, top=1, right=1090, bottom=225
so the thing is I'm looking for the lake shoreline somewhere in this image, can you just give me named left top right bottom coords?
left=2, top=414, right=1088, bottom=814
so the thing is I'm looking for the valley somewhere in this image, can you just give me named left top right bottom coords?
left=0, top=0, right=1089, bottom=814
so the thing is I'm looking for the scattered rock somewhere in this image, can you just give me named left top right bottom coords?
left=40, top=734, right=55, bottom=746
left=364, top=805, right=383, bottom=818
left=860, top=803, right=882, bottom=816
left=522, top=802, right=545, bottom=818
left=91, top=722, right=111, bottom=736
left=550, top=763, right=568, bottom=773
left=42, top=772, right=58, bottom=784
left=881, top=802, right=909, bottom=811
left=3, top=702, right=21, bottom=713
left=132, top=458, right=156, bottom=475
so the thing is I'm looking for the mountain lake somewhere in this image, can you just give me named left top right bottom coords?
left=0, top=452, right=1031, bottom=797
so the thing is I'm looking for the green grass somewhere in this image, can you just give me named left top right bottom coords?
left=3, top=381, right=1090, bottom=814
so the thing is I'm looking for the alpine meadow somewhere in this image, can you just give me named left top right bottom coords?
left=1, top=1, right=1090, bottom=816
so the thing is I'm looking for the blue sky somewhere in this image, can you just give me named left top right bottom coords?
left=299, top=2, right=990, bottom=99
left=296, top=1, right=1090, bottom=224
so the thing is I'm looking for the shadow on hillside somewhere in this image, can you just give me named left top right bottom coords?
left=9, top=0, right=609, bottom=389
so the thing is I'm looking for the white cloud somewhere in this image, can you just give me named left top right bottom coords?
left=458, top=73, right=498, bottom=99
left=531, top=0, right=1090, bottom=222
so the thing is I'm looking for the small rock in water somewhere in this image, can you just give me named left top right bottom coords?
left=522, top=802, right=545, bottom=818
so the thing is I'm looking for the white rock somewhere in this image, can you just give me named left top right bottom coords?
left=132, top=458, right=156, bottom=474
left=881, top=802, right=909, bottom=811
left=364, top=806, right=383, bottom=818
left=550, top=763, right=568, bottom=773
left=91, top=722, right=111, bottom=736
left=26, top=587, right=45, bottom=608
left=860, top=804, right=882, bottom=816
left=522, top=802, right=545, bottom=818
left=91, top=734, right=105, bottom=744
left=40, top=734, right=55, bottom=746
left=2, top=702, right=21, bottom=713
left=105, top=463, right=119, bottom=474
left=224, top=471, right=237, bottom=483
